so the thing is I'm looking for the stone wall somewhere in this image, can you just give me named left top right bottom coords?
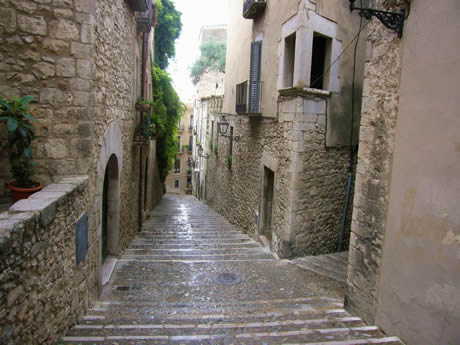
left=92, top=0, right=142, bottom=252
left=0, top=0, right=98, bottom=194
left=344, top=0, right=403, bottom=324
left=0, top=176, right=96, bottom=345
left=203, top=93, right=352, bottom=259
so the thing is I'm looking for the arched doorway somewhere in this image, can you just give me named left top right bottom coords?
left=102, top=154, right=119, bottom=263
left=97, top=121, right=123, bottom=290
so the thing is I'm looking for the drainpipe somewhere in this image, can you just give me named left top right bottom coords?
left=138, top=32, right=148, bottom=233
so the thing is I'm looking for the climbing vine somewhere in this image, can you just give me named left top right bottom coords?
left=151, top=0, right=184, bottom=182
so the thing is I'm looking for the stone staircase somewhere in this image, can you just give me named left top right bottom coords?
left=292, top=252, right=349, bottom=284
left=59, top=195, right=402, bottom=345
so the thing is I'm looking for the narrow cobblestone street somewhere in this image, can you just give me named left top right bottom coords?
left=61, top=195, right=402, bottom=345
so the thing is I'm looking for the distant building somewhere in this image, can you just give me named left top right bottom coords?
left=191, top=25, right=227, bottom=200
left=196, top=0, right=365, bottom=258
left=165, top=104, right=194, bottom=194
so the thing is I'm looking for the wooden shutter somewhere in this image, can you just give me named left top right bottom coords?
left=249, top=41, right=262, bottom=113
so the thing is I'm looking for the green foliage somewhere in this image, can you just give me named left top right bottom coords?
left=209, top=141, right=213, bottom=151
left=154, top=0, right=182, bottom=70
left=190, top=39, right=227, bottom=84
left=151, top=64, right=184, bottom=182
left=0, top=96, right=38, bottom=187
left=213, top=144, right=218, bottom=155
left=226, top=155, right=232, bottom=169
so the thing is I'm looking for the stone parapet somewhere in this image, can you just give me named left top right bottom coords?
left=0, top=175, right=97, bottom=345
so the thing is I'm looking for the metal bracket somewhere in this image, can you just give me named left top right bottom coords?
left=350, top=1, right=405, bottom=38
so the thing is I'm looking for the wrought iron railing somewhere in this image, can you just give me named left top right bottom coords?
left=243, top=0, right=267, bottom=19
left=236, top=80, right=262, bottom=114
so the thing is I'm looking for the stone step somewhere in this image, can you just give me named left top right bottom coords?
left=294, top=261, right=347, bottom=283
left=61, top=326, right=393, bottom=344
left=66, top=318, right=367, bottom=337
left=78, top=308, right=353, bottom=325
left=128, top=243, right=260, bottom=249
left=298, top=257, right=347, bottom=278
left=86, top=298, right=344, bottom=315
left=131, top=238, right=254, bottom=244
left=120, top=254, right=274, bottom=261
left=123, top=247, right=268, bottom=255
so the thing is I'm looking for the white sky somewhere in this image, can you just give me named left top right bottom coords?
left=167, top=0, right=228, bottom=104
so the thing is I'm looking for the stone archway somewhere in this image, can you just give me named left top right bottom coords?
left=96, top=121, right=123, bottom=289
left=102, top=154, right=119, bottom=262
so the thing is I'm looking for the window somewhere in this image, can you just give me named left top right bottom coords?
left=174, top=180, right=180, bottom=189
left=177, top=136, right=181, bottom=152
left=283, top=33, right=296, bottom=88
left=236, top=81, right=248, bottom=113
left=310, top=33, right=332, bottom=90
left=174, top=159, right=181, bottom=174
left=188, top=136, right=193, bottom=151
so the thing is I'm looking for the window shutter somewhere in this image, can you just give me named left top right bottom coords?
left=249, top=41, right=262, bottom=113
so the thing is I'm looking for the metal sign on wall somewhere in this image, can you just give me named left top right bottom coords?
left=76, top=212, right=89, bottom=265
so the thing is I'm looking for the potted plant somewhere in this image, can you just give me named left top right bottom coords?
left=135, top=97, right=152, bottom=112
left=0, top=96, right=42, bottom=202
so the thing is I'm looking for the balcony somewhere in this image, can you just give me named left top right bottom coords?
left=236, top=80, right=261, bottom=115
left=243, top=0, right=267, bottom=19
left=136, top=0, right=153, bottom=33
left=127, top=0, right=149, bottom=12
left=133, top=108, right=151, bottom=145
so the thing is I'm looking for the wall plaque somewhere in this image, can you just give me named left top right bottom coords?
left=76, top=212, right=88, bottom=265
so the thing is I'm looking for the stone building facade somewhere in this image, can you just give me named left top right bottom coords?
left=195, top=0, right=365, bottom=258
left=0, top=0, right=162, bottom=343
left=165, top=104, right=193, bottom=194
left=345, top=0, right=460, bottom=344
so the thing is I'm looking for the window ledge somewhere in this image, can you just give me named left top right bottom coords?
left=278, top=87, right=331, bottom=98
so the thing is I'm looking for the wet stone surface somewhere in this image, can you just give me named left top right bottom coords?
left=60, top=195, right=402, bottom=345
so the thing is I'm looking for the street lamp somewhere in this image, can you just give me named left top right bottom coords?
left=349, top=0, right=406, bottom=38
left=197, top=144, right=209, bottom=159
left=218, top=116, right=230, bottom=135
left=187, top=157, right=195, bottom=168
left=217, top=115, right=241, bottom=142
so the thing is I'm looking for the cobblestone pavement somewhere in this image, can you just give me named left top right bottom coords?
left=61, top=195, right=402, bottom=345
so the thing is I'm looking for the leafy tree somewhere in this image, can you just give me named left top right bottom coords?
left=154, top=0, right=182, bottom=70
left=190, top=39, right=226, bottom=84
left=151, top=64, right=185, bottom=181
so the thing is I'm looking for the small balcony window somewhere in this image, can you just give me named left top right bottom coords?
left=243, top=0, right=267, bottom=19
left=236, top=81, right=248, bottom=114
left=136, top=0, right=153, bottom=33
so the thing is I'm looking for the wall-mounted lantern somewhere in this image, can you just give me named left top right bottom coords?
left=349, top=0, right=406, bottom=38
left=197, top=144, right=209, bottom=159
left=187, top=157, right=196, bottom=168
left=218, top=116, right=241, bottom=142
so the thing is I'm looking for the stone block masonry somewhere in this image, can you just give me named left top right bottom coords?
left=0, top=0, right=98, bottom=192
left=0, top=176, right=97, bottom=345
left=203, top=94, right=353, bottom=259
left=345, top=0, right=403, bottom=324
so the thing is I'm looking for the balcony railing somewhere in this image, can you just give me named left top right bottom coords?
left=136, top=0, right=153, bottom=33
left=127, top=0, right=149, bottom=12
left=243, top=0, right=267, bottom=19
left=133, top=108, right=151, bottom=145
left=236, top=80, right=262, bottom=114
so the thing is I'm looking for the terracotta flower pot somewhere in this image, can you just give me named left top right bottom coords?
left=8, top=182, right=43, bottom=203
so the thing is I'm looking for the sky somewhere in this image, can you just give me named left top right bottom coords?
left=167, top=0, right=228, bottom=104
